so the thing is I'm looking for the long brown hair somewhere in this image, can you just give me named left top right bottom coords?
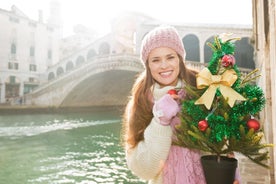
left=122, top=55, right=197, bottom=149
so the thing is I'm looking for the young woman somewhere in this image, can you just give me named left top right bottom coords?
left=122, top=25, right=239, bottom=184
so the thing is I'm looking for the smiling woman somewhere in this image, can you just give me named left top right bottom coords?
left=148, top=47, right=180, bottom=87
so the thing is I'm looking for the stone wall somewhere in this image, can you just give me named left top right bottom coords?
left=252, top=0, right=276, bottom=183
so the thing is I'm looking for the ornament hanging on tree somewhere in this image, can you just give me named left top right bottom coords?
left=198, top=119, right=209, bottom=131
left=167, top=89, right=177, bottom=95
left=247, top=118, right=260, bottom=131
left=221, top=54, right=236, bottom=67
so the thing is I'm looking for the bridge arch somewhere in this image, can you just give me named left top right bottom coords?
left=25, top=54, right=144, bottom=107
left=60, top=57, right=143, bottom=107
left=66, top=61, right=74, bottom=71
left=56, top=67, right=64, bottom=77
left=99, top=42, right=110, bottom=55
left=60, top=69, right=139, bottom=107
left=76, top=55, right=85, bottom=66
left=87, top=49, right=97, bottom=60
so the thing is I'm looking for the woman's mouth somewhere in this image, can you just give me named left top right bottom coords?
left=160, top=71, right=173, bottom=77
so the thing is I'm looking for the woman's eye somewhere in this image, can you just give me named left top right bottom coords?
left=168, top=56, right=175, bottom=60
left=151, top=59, right=159, bottom=63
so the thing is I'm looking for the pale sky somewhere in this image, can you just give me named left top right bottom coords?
left=1, top=0, right=252, bottom=37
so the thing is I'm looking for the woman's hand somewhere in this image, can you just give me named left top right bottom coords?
left=167, top=89, right=185, bottom=101
left=153, top=94, right=179, bottom=126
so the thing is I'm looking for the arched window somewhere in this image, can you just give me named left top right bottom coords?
left=98, top=42, right=110, bottom=55
left=56, top=67, right=64, bottom=76
left=204, top=36, right=215, bottom=63
left=76, top=56, right=85, bottom=66
left=183, top=34, right=200, bottom=62
left=48, top=72, right=55, bottom=81
left=66, top=61, right=74, bottom=71
left=204, top=36, right=254, bottom=69
left=87, top=49, right=97, bottom=61
left=234, top=37, right=255, bottom=69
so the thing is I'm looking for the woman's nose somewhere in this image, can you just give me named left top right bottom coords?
left=160, top=60, right=168, bottom=68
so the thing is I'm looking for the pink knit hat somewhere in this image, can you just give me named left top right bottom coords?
left=140, top=25, right=186, bottom=64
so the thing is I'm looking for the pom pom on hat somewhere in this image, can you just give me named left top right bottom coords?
left=140, top=25, right=186, bottom=64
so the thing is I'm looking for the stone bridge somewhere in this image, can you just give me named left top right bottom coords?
left=22, top=23, right=254, bottom=108
left=24, top=54, right=143, bottom=107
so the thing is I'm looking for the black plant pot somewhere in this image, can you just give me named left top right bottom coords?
left=201, top=155, right=237, bottom=184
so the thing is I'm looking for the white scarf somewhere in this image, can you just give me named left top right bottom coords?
left=151, top=80, right=183, bottom=101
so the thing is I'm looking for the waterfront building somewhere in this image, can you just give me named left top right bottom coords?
left=0, top=2, right=61, bottom=103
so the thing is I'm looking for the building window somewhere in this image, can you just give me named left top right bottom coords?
left=29, top=77, right=35, bottom=82
left=9, top=16, right=19, bottom=23
left=8, top=62, right=12, bottom=69
left=28, top=21, right=37, bottom=27
left=48, top=49, right=52, bottom=59
left=11, top=43, right=16, bottom=54
left=15, top=63, right=18, bottom=69
left=47, top=26, right=54, bottom=32
left=8, top=62, right=19, bottom=70
left=10, top=76, right=16, bottom=84
left=29, top=64, right=37, bottom=72
left=30, top=46, right=35, bottom=57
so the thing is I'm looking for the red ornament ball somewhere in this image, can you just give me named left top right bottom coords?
left=247, top=118, right=260, bottom=131
left=198, top=119, right=209, bottom=131
left=167, top=89, right=177, bottom=95
left=221, top=54, right=236, bottom=67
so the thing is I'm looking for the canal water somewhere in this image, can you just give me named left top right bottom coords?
left=0, top=107, right=144, bottom=184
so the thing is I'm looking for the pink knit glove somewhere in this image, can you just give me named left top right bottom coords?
left=153, top=94, right=179, bottom=126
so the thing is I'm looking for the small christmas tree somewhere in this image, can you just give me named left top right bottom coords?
left=174, top=33, right=272, bottom=168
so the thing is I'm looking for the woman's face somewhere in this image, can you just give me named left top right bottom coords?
left=148, top=47, right=180, bottom=87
